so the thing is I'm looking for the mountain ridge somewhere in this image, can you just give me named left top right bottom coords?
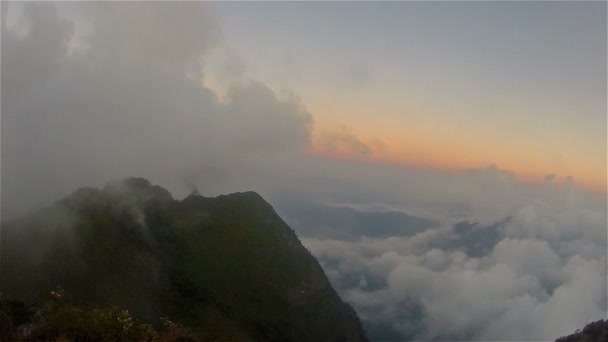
left=1, top=177, right=367, bottom=341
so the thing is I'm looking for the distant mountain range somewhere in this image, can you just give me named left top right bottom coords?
left=277, top=200, right=438, bottom=240
left=0, top=178, right=367, bottom=341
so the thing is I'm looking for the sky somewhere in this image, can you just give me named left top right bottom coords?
left=208, top=1, right=607, bottom=191
left=1, top=2, right=606, bottom=341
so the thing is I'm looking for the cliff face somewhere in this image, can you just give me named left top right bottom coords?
left=1, top=178, right=367, bottom=341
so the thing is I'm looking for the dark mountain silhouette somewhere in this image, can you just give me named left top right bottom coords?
left=555, top=319, right=608, bottom=342
left=0, top=177, right=367, bottom=341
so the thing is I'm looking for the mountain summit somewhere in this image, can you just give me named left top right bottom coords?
left=1, top=177, right=367, bottom=341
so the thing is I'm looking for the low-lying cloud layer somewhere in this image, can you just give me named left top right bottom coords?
left=300, top=182, right=606, bottom=340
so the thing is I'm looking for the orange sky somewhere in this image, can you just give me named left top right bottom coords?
left=309, top=114, right=607, bottom=193
left=210, top=1, right=607, bottom=194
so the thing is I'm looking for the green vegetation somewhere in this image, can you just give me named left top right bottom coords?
left=555, top=319, right=608, bottom=342
left=0, top=288, right=197, bottom=341
left=1, top=178, right=367, bottom=341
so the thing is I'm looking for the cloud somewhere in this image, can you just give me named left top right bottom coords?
left=1, top=2, right=73, bottom=98
left=369, top=138, right=386, bottom=152
left=299, top=182, right=606, bottom=341
left=203, top=46, right=248, bottom=90
left=4, top=3, right=601, bottom=226
left=78, top=1, right=219, bottom=71
left=1, top=2, right=312, bottom=219
left=317, top=126, right=376, bottom=156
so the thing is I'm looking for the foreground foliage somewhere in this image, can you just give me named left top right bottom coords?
left=0, top=289, right=197, bottom=341
left=555, top=319, right=608, bottom=342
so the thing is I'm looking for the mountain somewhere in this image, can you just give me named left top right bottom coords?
left=276, top=200, right=438, bottom=240
left=0, top=177, right=367, bottom=341
left=555, top=319, right=608, bottom=342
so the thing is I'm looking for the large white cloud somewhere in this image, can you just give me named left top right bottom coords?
left=1, top=2, right=312, bottom=218
left=301, top=183, right=606, bottom=341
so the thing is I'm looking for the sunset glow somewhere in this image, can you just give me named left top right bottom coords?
left=209, top=1, right=606, bottom=194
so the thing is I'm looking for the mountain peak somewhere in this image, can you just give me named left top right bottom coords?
left=104, top=177, right=173, bottom=201
left=1, top=178, right=367, bottom=341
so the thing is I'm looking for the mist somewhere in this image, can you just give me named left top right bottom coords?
left=2, top=1, right=312, bottom=219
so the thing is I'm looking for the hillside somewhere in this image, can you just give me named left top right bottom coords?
left=0, top=178, right=367, bottom=341
left=555, top=319, right=608, bottom=342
